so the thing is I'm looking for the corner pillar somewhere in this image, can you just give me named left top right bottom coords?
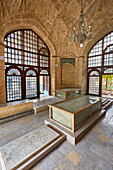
left=0, top=44, right=6, bottom=103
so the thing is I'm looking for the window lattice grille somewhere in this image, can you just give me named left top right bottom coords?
left=89, top=77, right=99, bottom=95
left=7, top=69, right=21, bottom=101
left=88, top=32, right=113, bottom=68
left=88, top=32, right=113, bottom=96
left=4, top=30, right=50, bottom=68
left=26, top=77, right=37, bottom=98
left=5, top=29, right=50, bottom=102
left=26, top=70, right=36, bottom=76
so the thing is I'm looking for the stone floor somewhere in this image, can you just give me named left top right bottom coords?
left=0, top=105, right=113, bottom=170
left=31, top=95, right=64, bottom=108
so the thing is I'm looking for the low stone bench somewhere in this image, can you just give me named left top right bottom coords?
left=0, top=100, right=34, bottom=123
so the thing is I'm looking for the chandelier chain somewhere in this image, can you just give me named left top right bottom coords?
left=70, top=0, right=92, bottom=47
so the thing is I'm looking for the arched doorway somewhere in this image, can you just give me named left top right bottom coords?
left=87, top=32, right=113, bottom=97
left=39, top=70, right=50, bottom=97
left=4, top=29, right=50, bottom=102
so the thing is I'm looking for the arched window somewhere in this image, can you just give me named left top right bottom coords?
left=6, top=67, right=22, bottom=101
left=104, top=44, right=113, bottom=66
left=88, top=70, right=100, bottom=95
left=39, top=70, right=50, bottom=97
left=104, top=68, right=113, bottom=74
left=5, top=29, right=50, bottom=102
left=26, top=69, right=37, bottom=98
left=89, top=71, right=99, bottom=76
left=40, top=70, right=49, bottom=75
left=88, top=32, right=113, bottom=96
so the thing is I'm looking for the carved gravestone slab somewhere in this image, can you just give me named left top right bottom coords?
left=0, top=125, right=60, bottom=170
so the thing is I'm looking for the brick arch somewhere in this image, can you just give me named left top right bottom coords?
left=61, top=63, right=74, bottom=86
left=80, top=21, right=113, bottom=95
left=0, top=16, right=57, bottom=95
left=0, top=17, right=56, bottom=56
left=83, top=22, right=113, bottom=57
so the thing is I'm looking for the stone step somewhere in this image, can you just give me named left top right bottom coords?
left=0, top=109, right=35, bottom=124
left=0, top=125, right=66, bottom=170
left=102, top=101, right=112, bottom=110
left=102, top=99, right=110, bottom=106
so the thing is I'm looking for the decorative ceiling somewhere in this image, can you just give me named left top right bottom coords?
left=0, top=0, right=113, bottom=56
left=0, top=0, right=111, bottom=29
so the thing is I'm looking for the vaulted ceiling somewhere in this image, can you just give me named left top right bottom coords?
left=0, top=0, right=113, bottom=56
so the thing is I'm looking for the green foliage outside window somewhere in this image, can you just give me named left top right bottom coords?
left=102, top=75, right=113, bottom=90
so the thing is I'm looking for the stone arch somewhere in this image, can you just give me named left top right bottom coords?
left=80, top=21, right=113, bottom=95
left=0, top=18, right=56, bottom=56
left=0, top=16, right=57, bottom=95
left=83, top=22, right=113, bottom=57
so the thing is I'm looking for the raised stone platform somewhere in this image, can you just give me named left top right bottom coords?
left=33, top=96, right=64, bottom=113
left=0, top=100, right=33, bottom=120
left=102, top=98, right=113, bottom=110
left=0, top=126, right=61, bottom=170
left=45, top=109, right=106, bottom=145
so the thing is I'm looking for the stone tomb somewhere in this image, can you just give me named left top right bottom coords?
left=55, top=88, right=81, bottom=99
left=0, top=126, right=60, bottom=170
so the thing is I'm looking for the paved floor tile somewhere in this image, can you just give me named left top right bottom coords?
left=0, top=134, right=5, bottom=139
left=32, top=123, right=39, bottom=128
left=95, top=156, right=113, bottom=170
left=54, top=167, right=59, bottom=170
left=31, top=167, right=40, bottom=170
left=49, top=149, right=64, bottom=165
left=57, top=157, right=76, bottom=170
left=98, top=134, right=110, bottom=143
left=92, top=126, right=102, bottom=133
left=35, top=156, right=56, bottom=170
left=66, top=150, right=82, bottom=166
left=58, top=141, right=73, bottom=156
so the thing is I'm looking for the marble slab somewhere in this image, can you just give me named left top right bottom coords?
left=0, top=125, right=60, bottom=170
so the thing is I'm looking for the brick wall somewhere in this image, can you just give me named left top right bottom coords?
left=0, top=45, right=6, bottom=104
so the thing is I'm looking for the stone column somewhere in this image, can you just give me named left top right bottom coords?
left=50, top=56, right=55, bottom=96
left=0, top=44, right=6, bottom=103
left=55, top=56, right=60, bottom=90
left=81, top=55, right=87, bottom=95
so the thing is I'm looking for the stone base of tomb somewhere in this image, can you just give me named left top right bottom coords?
left=45, top=109, right=106, bottom=145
